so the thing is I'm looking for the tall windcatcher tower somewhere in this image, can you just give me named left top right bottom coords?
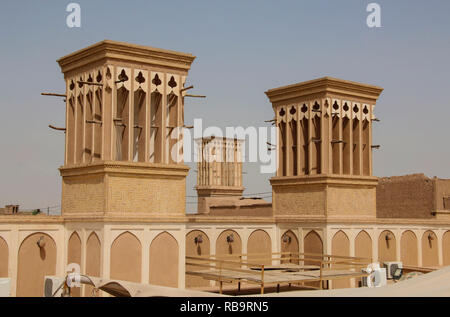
left=57, top=40, right=195, bottom=217
left=265, top=77, right=383, bottom=220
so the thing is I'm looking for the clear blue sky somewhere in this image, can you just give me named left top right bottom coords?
left=0, top=1, right=449, bottom=213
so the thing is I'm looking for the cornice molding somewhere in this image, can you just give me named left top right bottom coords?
left=265, top=76, right=384, bottom=104
left=59, top=161, right=190, bottom=178
left=270, top=174, right=379, bottom=187
left=57, top=40, right=196, bottom=74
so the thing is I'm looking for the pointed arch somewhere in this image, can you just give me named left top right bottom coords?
left=149, top=231, right=179, bottom=288
left=216, top=230, right=242, bottom=266
left=303, top=230, right=323, bottom=288
left=400, top=230, right=418, bottom=266
left=67, top=231, right=82, bottom=297
left=85, top=232, right=101, bottom=297
left=355, top=230, right=372, bottom=261
left=247, top=230, right=272, bottom=265
left=281, top=230, right=299, bottom=264
left=110, top=231, right=141, bottom=283
left=332, top=230, right=350, bottom=289
left=0, top=236, right=8, bottom=278
left=17, top=232, right=57, bottom=297
left=443, top=231, right=450, bottom=266
left=378, top=230, right=396, bottom=263
left=186, top=230, right=210, bottom=288
left=422, top=230, right=438, bottom=268
left=304, top=230, right=323, bottom=259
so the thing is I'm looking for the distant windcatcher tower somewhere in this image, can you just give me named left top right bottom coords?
left=265, top=77, right=383, bottom=220
left=195, top=137, right=244, bottom=213
left=57, top=40, right=195, bottom=217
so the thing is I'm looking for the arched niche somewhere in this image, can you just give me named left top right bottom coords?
left=331, top=230, right=350, bottom=289
left=355, top=230, right=372, bottom=261
left=303, top=230, right=323, bottom=288
left=443, top=231, right=450, bottom=266
left=17, top=233, right=57, bottom=297
left=400, top=231, right=418, bottom=266
left=378, top=230, right=396, bottom=263
left=110, top=232, right=141, bottom=283
left=422, top=231, right=439, bottom=268
left=0, top=237, right=8, bottom=278
left=67, top=232, right=82, bottom=297
left=216, top=230, right=242, bottom=267
left=149, top=232, right=179, bottom=288
left=304, top=230, right=323, bottom=261
left=281, top=230, right=299, bottom=264
left=442, top=231, right=450, bottom=266
left=185, top=230, right=210, bottom=288
left=85, top=232, right=101, bottom=297
left=247, top=230, right=272, bottom=265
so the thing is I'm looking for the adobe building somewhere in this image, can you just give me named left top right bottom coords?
left=0, top=40, right=450, bottom=296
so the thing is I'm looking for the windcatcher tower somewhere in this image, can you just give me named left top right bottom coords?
left=265, top=77, right=383, bottom=221
left=57, top=40, right=196, bottom=218
left=195, top=137, right=244, bottom=214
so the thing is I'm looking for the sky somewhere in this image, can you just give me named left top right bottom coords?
left=0, top=1, right=449, bottom=213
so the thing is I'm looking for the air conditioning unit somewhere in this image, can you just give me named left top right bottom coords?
left=44, top=276, right=65, bottom=297
left=361, top=267, right=387, bottom=287
left=0, top=278, right=11, bottom=297
left=383, top=262, right=403, bottom=279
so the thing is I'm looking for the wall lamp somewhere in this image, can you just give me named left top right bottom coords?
left=36, top=236, right=46, bottom=249
left=194, top=235, right=203, bottom=244
left=226, top=234, right=234, bottom=244
left=282, top=235, right=292, bottom=244
left=428, top=233, right=435, bottom=241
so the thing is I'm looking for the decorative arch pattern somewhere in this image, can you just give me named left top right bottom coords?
left=216, top=230, right=242, bottom=266
left=186, top=230, right=210, bottom=288
left=149, top=232, right=179, bottom=288
left=247, top=230, right=272, bottom=265
left=443, top=231, right=450, bottom=266
left=355, top=230, right=372, bottom=261
left=67, top=231, right=82, bottom=297
left=303, top=230, right=323, bottom=288
left=85, top=232, right=101, bottom=297
left=281, top=230, right=299, bottom=264
left=303, top=230, right=323, bottom=260
left=422, top=231, right=438, bottom=268
left=0, top=237, right=8, bottom=278
left=400, top=231, right=418, bottom=266
left=110, top=231, right=141, bottom=283
left=378, top=230, right=396, bottom=263
left=331, top=230, right=350, bottom=289
left=17, top=233, right=57, bottom=297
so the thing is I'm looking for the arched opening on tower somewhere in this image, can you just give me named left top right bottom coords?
left=331, top=111, right=340, bottom=174
left=289, top=111, right=298, bottom=176
left=362, top=119, right=370, bottom=175
left=167, top=91, right=179, bottom=164
left=76, top=92, right=84, bottom=164
left=299, top=108, right=309, bottom=175
left=150, top=90, right=162, bottom=163
left=93, top=84, right=103, bottom=161
left=84, top=89, right=93, bottom=162
left=115, top=86, right=130, bottom=161
left=67, top=96, right=75, bottom=164
left=342, top=115, right=351, bottom=175
left=352, top=105, right=360, bottom=175
left=133, top=87, right=146, bottom=162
